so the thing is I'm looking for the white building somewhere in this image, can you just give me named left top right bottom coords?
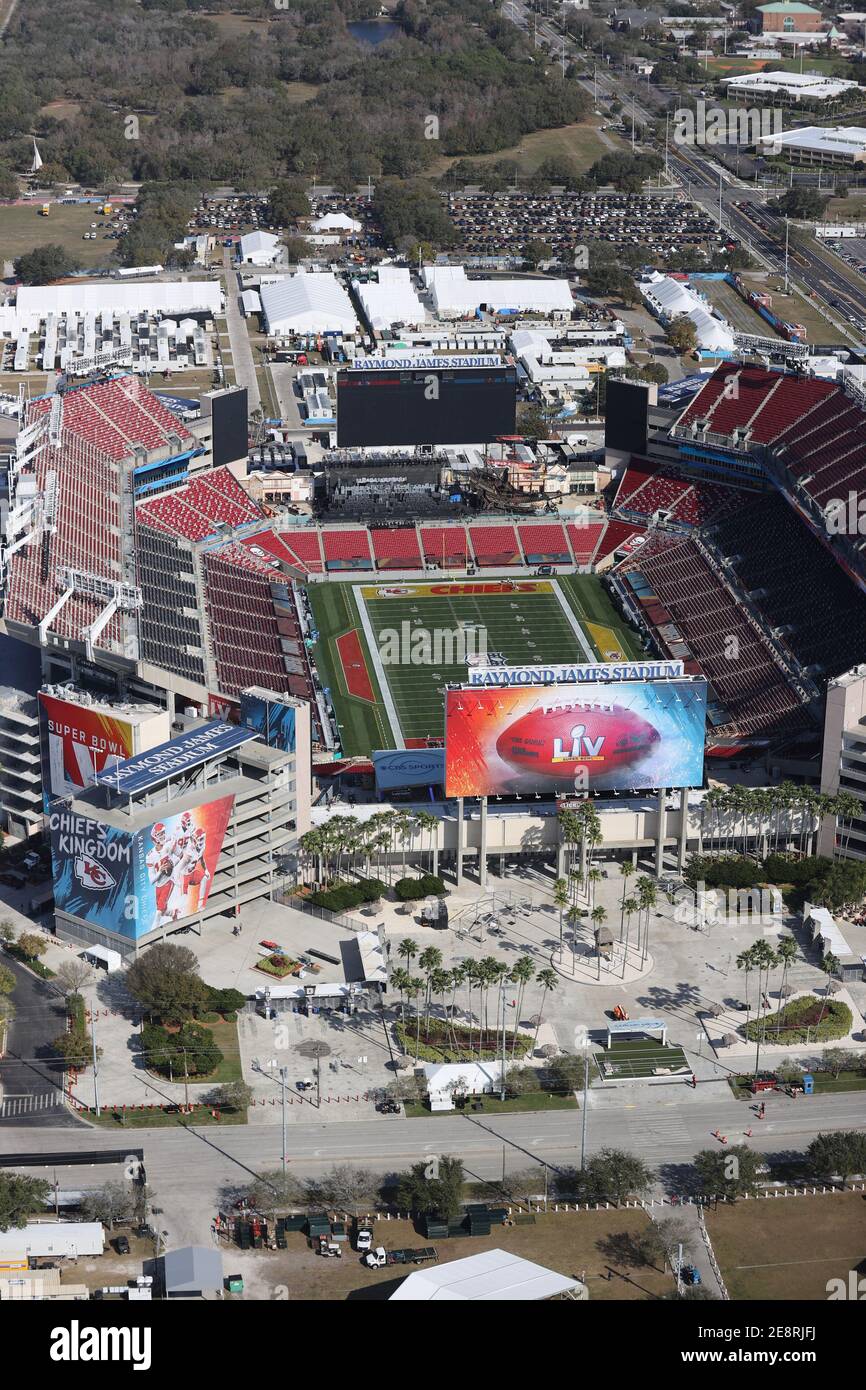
left=422, top=265, right=573, bottom=318
left=14, top=282, right=222, bottom=330
left=721, top=70, right=860, bottom=105
left=353, top=267, right=427, bottom=331
left=259, top=271, right=357, bottom=336
left=756, top=125, right=866, bottom=168
left=237, top=230, right=284, bottom=267
left=639, top=272, right=735, bottom=355
left=0, top=1223, right=105, bottom=1260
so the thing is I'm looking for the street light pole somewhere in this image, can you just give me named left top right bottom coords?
left=91, top=1008, right=101, bottom=1118
left=280, top=1066, right=288, bottom=1176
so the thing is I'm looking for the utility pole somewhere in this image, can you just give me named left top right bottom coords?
left=719, top=170, right=723, bottom=231
left=500, top=979, right=507, bottom=1101
left=91, top=1008, right=100, bottom=1118
left=280, top=1066, right=288, bottom=1176
left=182, top=1048, right=189, bottom=1113
left=784, top=216, right=790, bottom=295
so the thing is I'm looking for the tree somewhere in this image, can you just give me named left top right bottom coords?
left=693, top=1144, right=762, bottom=1200
left=523, top=237, right=553, bottom=268
left=282, top=235, right=309, bottom=264
left=207, top=1080, right=253, bottom=1113
left=771, top=187, right=830, bottom=221
left=0, top=161, right=19, bottom=200
left=53, top=959, right=94, bottom=996
left=821, top=1048, right=856, bottom=1081
left=0, top=920, right=14, bottom=945
left=82, top=1180, right=136, bottom=1230
left=268, top=178, right=310, bottom=226
left=16, top=933, right=47, bottom=962
left=636, top=1216, right=693, bottom=1272
left=0, top=963, right=14, bottom=996
left=807, top=1131, right=866, bottom=1188
left=583, top=1147, right=653, bottom=1205
left=13, top=245, right=80, bottom=285
left=245, top=1169, right=305, bottom=1213
left=532, top=968, right=558, bottom=1051
left=305, top=1164, right=378, bottom=1209
left=0, top=1172, right=51, bottom=1231
left=665, top=314, right=698, bottom=356
left=125, top=941, right=209, bottom=1023
left=396, top=1154, right=464, bottom=1220
left=553, top=876, right=569, bottom=952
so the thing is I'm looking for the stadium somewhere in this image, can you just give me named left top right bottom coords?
left=3, top=357, right=866, bottom=892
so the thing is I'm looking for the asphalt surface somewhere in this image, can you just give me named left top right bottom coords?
left=0, top=956, right=82, bottom=1128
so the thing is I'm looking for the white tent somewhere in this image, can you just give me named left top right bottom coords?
left=389, top=1249, right=586, bottom=1301
left=353, top=267, right=426, bottom=330
left=639, top=273, right=735, bottom=355
left=310, top=212, right=362, bottom=234
left=15, top=282, right=222, bottom=331
left=260, top=272, right=357, bottom=336
left=30, top=140, right=43, bottom=174
left=422, top=265, right=573, bottom=318
left=238, top=230, right=283, bottom=267
left=423, top=1060, right=504, bottom=1111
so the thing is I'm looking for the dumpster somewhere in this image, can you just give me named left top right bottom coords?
left=225, top=1274, right=244, bottom=1293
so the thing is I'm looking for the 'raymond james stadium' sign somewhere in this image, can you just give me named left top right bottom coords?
left=351, top=355, right=502, bottom=370
left=466, top=660, right=685, bottom=688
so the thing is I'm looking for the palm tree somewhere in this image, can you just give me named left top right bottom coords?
left=414, top=809, right=439, bottom=874
left=418, top=946, right=443, bottom=1038
left=618, top=861, right=634, bottom=938
left=407, top=977, right=425, bottom=1060
left=775, top=937, right=797, bottom=1023
left=391, top=965, right=410, bottom=1023
left=464, top=961, right=482, bottom=1055
left=509, top=955, right=535, bottom=1058
left=622, top=895, right=638, bottom=977
left=587, top=866, right=602, bottom=911
left=750, top=940, right=778, bottom=1076
left=737, top=946, right=757, bottom=1025
left=815, top=952, right=841, bottom=1031
left=566, top=904, right=582, bottom=974
left=591, top=905, right=608, bottom=979
left=447, top=963, right=467, bottom=1051
left=430, top=967, right=451, bottom=1046
left=398, top=937, right=418, bottom=974
left=636, top=876, right=657, bottom=967
left=478, top=956, right=500, bottom=1054
left=553, top=877, right=569, bottom=953
left=532, top=968, right=558, bottom=1053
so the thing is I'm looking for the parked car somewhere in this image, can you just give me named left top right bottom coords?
left=376, top=1100, right=400, bottom=1114
left=114, top=1235, right=130, bottom=1255
left=356, top=1227, right=374, bottom=1252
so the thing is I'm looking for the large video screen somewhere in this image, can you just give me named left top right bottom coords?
left=604, top=379, right=651, bottom=456
left=445, top=679, right=707, bottom=797
left=50, top=794, right=235, bottom=941
left=336, top=366, right=517, bottom=447
left=211, top=387, right=249, bottom=468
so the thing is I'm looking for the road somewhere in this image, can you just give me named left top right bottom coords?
left=0, top=957, right=81, bottom=1128
left=221, top=247, right=261, bottom=412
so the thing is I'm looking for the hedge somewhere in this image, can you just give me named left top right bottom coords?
left=744, top=995, right=853, bottom=1045
left=309, top=878, right=387, bottom=912
left=395, top=1019, right=531, bottom=1063
left=394, top=875, right=446, bottom=901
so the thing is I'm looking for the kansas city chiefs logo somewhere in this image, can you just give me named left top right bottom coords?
left=74, top=857, right=116, bottom=891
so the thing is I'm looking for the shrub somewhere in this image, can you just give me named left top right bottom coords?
left=394, top=874, right=446, bottom=901
left=309, top=878, right=386, bottom=912
left=395, top=1020, right=531, bottom=1063
left=52, top=992, right=94, bottom=1069
left=744, top=995, right=852, bottom=1044
left=763, top=854, right=831, bottom=887
left=684, top=855, right=757, bottom=890
left=203, top=986, right=246, bottom=1016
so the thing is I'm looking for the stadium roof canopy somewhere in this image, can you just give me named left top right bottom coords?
left=260, top=271, right=357, bottom=335
left=15, top=281, right=223, bottom=325
left=421, top=265, right=573, bottom=317
left=389, top=1249, right=584, bottom=1301
left=353, top=267, right=427, bottom=330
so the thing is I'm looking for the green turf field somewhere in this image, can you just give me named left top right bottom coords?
left=307, top=574, right=644, bottom=756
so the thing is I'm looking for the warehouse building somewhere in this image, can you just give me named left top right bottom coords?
left=260, top=271, right=357, bottom=336
left=756, top=124, right=866, bottom=168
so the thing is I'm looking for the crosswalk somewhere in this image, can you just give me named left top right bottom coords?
left=0, top=1091, right=66, bottom=1118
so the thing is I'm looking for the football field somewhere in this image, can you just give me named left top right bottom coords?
left=306, top=574, right=644, bottom=754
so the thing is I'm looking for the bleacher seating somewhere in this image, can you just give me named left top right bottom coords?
left=595, top=520, right=645, bottom=563
left=278, top=530, right=324, bottom=574
left=421, top=526, right=468, bottom=567
left=470, top=525, right=521, bottom=567
left=370, top=527, right=423, bottom=569
left=614, top=464, right=657, bottom=508
left=322, top=528, right=373, bottom=570
left=567, top=520, right=606, bottom=565
left=203, top=549, right=289, bottom=695
left=517, top=522, right=570, bottom=564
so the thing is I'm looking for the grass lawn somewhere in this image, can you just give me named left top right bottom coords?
left=740, top=272, right=848, bottom=346
left=598, top=1037, right=690, bottom=1080
left=241, top=1210, right=674, bottom=1300
left=435, top=121, right=623, bottom=179
left=404, top=1092, right=577, bottom=1116
left=707, top=1192, right=866, bottom=1300
left=0, top=203, right=119, bottom=269
left=195, top=1016, right=243, bottom=1084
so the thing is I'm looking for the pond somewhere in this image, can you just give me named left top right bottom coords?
left=348, top=19, right=401, bottom=47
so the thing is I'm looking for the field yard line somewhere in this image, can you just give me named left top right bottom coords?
left=551, top=579, right=595, bottom=662
left=355, top=586, right=404, bottom=748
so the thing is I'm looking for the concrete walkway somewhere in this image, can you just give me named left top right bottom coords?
left=222, top=248, right=260, bottom=411
left=649, top=1200, right=725, bottom=1300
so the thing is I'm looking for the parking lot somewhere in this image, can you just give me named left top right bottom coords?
left=445, top=191, right=726, bottom=259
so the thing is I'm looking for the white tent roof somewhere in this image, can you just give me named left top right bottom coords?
left=240, top=289, right=262, bottom=314
left=389, top=1248, right=583, bottom=1301
left=15, top=282, right=222, bottom=328
left=354, top=267, right=427, bottom=330
left=260, top=272, right=357, bottom=335
left=423, top=1061, right=503, bottom=1093
left=311, top=212, right=362, bottom=233
left=0, top=1222, right=105, bottom=1257
left=640, top=273, right=734, bottom=353
left=422, top=265, right=572, bottom=316
left=239, top=230, right=282, bottom=259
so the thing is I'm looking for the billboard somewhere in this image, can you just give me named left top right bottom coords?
left=336, top=365, right=517, bottom=447
left=211, top=387, right=249, bottom=469
left=39, top=692, right=136, bottom=805
left=50, top=794, right=235, bottom=941
left=373, top=748, right=446, bottom=793
left=445, top=679, right=707, bottom=797
left=604, top=378, right=653, bottom=456
left=240, top=690, right=296, bottom=753
left=94, top=721, right=256, bottom=795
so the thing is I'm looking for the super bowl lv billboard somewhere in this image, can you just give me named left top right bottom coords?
left=39, top=692, right=136, bottom=805
left=50, top=795, right=235, bottom=941
left=445, top=679, right=707, bottom=797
